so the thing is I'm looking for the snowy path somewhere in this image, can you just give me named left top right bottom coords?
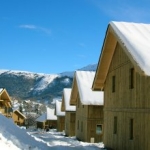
left=28, top=129, right=104, bottom=150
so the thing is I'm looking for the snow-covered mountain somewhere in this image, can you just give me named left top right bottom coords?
left=59, top=63, right=97, bottom=77
left=78, top=63, right=97, bottom=71
left=0, top=70, right=59, bottom=91
left=0, top=64, right=97, bottom=102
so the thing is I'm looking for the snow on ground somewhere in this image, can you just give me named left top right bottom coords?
left=28, top=129, right=104, bottom=150
left=0, top=114, right=50, bottom=150
left=0, top=114, right=105, bottom=150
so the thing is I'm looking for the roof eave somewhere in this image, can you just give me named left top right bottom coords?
left=70, top=73, right=78, bottom=106
left=92, top=24, right=117, bottom=90
left=92, top=22, right=147, bottom=92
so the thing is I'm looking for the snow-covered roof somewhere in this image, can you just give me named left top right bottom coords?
left=76, top=71, right=104, bottom=105
left=93, top=21, right=150, bottom=90
left=46, top=107, right=57, bottom=120
left=0, top=88, right=3, bottom=93
left=63, top=88, right=76, bottom=111
left=36, top=107, right=57, bottom=122
left=36, top=113, right=46, bottom=122
left=55, top=100, right=65, bottom=116
left=110, top=21, right=150, bottom=75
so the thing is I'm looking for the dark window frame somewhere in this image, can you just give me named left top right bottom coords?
left=112, top=75, right=116, bottom=93
left=129, top=118, right=134, bottom=140
left=113, top=116, right=117, bottom=134
left=129, top=68, right=134, bottom=89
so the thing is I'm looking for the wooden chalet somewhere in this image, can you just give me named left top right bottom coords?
left=36, top=113, right=46, bottom=129
left=92, top=21, right=150, bottom=150
left=0, top=88, right=12, bottom=117
left=55, top=100, right=65, bottom=132
left=61, top=88, right=76, bottom=136
left=36, top=107, right=57, bottom=129
left=12, top=110, right=26, bottom=126
left=70, top=71, right=104, bottom=143
left=46, top=107, right=57, bottom=129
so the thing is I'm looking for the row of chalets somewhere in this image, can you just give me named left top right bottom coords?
left=1, top=21, right=150, bottom=150
left=0, top=88, right=26, bottom=125
left=39, top=21, right=150, bottom=150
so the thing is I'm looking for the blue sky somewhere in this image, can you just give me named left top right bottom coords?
left=0, top=0, right=150, bottom=74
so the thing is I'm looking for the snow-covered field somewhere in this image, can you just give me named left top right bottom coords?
left=0, top=114, right=105, bottom=150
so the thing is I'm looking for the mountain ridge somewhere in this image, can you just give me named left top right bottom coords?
left=0, top=64, right=97, bottom=103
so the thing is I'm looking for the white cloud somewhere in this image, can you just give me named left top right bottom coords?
left=19, top=24, right=51, bottom=35
left=19, top=24, right=36, bottom=29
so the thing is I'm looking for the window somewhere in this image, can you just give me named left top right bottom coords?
left=112, top=76, right=116, bottom=92
left=129, top=68, right=134, bottom=89
left=96, top=124, right=103, bottom=134
left=129, top=119, right=134, bottom=140
left=113, top=116, right=117, bottom=134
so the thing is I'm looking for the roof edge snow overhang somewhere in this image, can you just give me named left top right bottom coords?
left=92, top=25, right=117, bottom=91
left=92, top=22, right=146, bottom=91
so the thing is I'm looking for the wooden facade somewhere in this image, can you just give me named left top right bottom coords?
left=55, top=100, right=65, bottom=132
left=36, top=107, right=57, bottom=129
left=0, top=88, right=12, bottom=118
left=76, top=98, right=103, bottom=142
left=70, top=71, right=104, bottom=143
left=103, top=43, right=150, bottom=150
left=12, top=110, right=26, bottom=126
left=45, top=120, right=57, bottom=129
left=37, top=121, right=45, bottom=129
left=36, top=113, right=46, bottom=129
left=36, top=117, right=57, bottom=130
left=46, top=107, right=57, bottom=129
left=61, top=88, right=76, bottom=136
left=65, top=112, right=76, bottom=136
left=57, top=116, right=65, bottom=132
left=92, top=22, right=150, bottom=150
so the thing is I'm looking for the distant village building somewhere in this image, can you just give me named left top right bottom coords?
left=0, top=88, right=12, bottom=117
left=70, top=71, right=104, bottom=143
left=55, top=100, right=65, bottom=132
left=12, top=110, right=26, bottom=126
left=36, top=107, right=57, bottom=129
left=61, top=88, right=76, bottom=136
left=46, top=107, right=57, bottom=129
left=92, top=21, right=150, bottom=150
left=35, top=113, right=46, bottom=129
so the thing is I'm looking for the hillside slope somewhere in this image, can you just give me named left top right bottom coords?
left=0, top=64, right=97, bottom=102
